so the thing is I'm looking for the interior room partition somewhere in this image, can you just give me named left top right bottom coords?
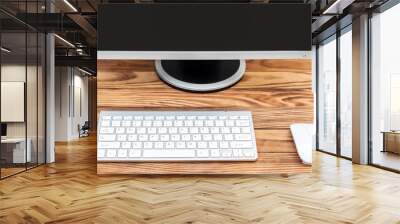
left=0, top=1, right=46, bottom=179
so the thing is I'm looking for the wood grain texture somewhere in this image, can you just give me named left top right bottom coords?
left=97, top=59, right=313, bottom=174
left=2, top=136, right=400, bottom=223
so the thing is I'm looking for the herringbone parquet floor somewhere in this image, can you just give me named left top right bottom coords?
left=1, top=135, right=400, bottom=224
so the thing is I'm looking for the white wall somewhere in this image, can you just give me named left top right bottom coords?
left=54, top=67, right=89, bottom=141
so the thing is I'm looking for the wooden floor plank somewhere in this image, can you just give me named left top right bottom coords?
left=1, top=136, right=400, bottom=224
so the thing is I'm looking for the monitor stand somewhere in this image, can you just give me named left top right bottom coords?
left=155, top=60, right=245, bottom=92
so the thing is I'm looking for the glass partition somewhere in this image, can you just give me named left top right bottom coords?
left=0, top=2, right=46, bottom=179
left=1, top=28, right=28, bottom=178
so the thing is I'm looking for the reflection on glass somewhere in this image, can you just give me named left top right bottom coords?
left=318, top=37, right=337, bottom=154
left=371, top=3, right=400, bottom=171
left=340, top=29, right=352, bottom=158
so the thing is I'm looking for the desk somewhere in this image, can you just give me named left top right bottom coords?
left=97, top=59, right=313, bottom=174
left=1, top=138, right=31, bottom=163
left=382, top=131, right=400, bottom=154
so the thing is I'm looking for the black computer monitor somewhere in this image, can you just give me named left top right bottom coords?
left=1, top=123, right=7, bottom=137
left=98, top=3, right=311, bottom=92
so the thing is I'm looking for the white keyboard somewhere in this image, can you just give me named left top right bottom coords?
left=97, top=111, right=258, bottom=162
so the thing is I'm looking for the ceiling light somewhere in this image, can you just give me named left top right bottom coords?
left=78, top=67, right=94, bottom=76
left=54, top=34, right=75, bottom=48
left=323, top=0, right=354, bottom=15
left=1, top=47, right=11, bottom=53
left=63, top=0, right=78, bottom=12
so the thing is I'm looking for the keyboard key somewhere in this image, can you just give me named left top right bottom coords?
left=98, top=149, right=106, bottom=157
left=124, top=116, right=133, bottom=120
left=101, top=121, right=111, bottom=127
left=98, top=142, right=120, bottom=148
left=113, top=116, right=122, bottom=120
left=117, top=135, right=127, bottom=141
left=209, top=141, right=218, bottom=148
left=215, top=120, right=224, bottom=127
left=159, top=127, right=168, bottom=134
left=182, top=134, right=191, bottom=141
left=233, top=149, right=242, bottom=157
left=236, top=120, right=250, bottom=127
left=144, top=142, right=153, bottom=149
left=230, top=141, right=252, bottom=148
left=132, top=142, right=142, bottom=149
left=176, top=142, right=186, bottom=149
left=171, top=135, right=180, bottom=141
left=232, top=127, right=241, bottom=133
left=166, top=142, right=175, bottom=148
left=235, top=134, right=252, bottom=141
left=213, top=134, right=223, bottom=141
left=155, top=116, right=164, bottom=120
left=241, top=127, right=251, bottom=133
left=122, top=121, right=131, bottom=127
left=210, top=127, right=219, bottom=134
left=154, top=142, right=164, bottom=149
left=194, top=120, right=204, bottom=127
left=150, top=135, right=159, bottom=141
left=160, top=135, right=170, bottom=141
left=99, top=135, right=116, bottom=141
left=148, top=128, right=157, bottom=134
left=164, top=121, right=173, bottom=127
left=137, top=128, right=146, bottom=134
left=127, top=128, right=136, bottom=134
left=169, top=127, right=178, bottom=134
left=143, top=121, right=152, bottom=127
left=198, top=142, right=207, bottom=148
left=220, top=141, right=229, bottom=148
left=143, top=150, right=195, bottom=158
left=221, top=149, right=232, bottom=157
left=139, top=135, right=148, bottom=141
left=118, top=149, right=128, bottom=157
left=129, top=149, right=141, bottom=157
left=189, top=127, right=199, bottom=134
left=122, top=142, right=131, bottom=148
left=200, top=127, right=209, bottom=134
left=192, top=134, right=201, bottom=141
left=243, top=149, right=255, bottom=157
left=112, top=121, right=121, bottom=127
left=116, top=128, right=125, bottom=134
left=197, top=149, right=209, bottom=157
left=134, top=116, right=143, bottom=120
left=100, top=127, right=114, bottom=134
left=187, top=142, right=196, bottom=148
left=203, top=134, right=212, bottom=141
left=128, top=135, right=138, bottom=141
left=210, top=149, right=220, bottom=157
left=107, top=149, right=117, bottom=157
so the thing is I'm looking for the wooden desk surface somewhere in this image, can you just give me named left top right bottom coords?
left=97, top=59, right=313, bottom=174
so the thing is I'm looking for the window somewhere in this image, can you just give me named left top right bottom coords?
left=339, top=28, right=352, bottom=158
left=370, top=2, right=400, bottom=171
left=318, top=36, right=337, bottom=154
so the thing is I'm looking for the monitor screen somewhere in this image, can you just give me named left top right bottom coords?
left=98, top=3, right=311, bottom=59
left=1, top=123, right=7, bottom=137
